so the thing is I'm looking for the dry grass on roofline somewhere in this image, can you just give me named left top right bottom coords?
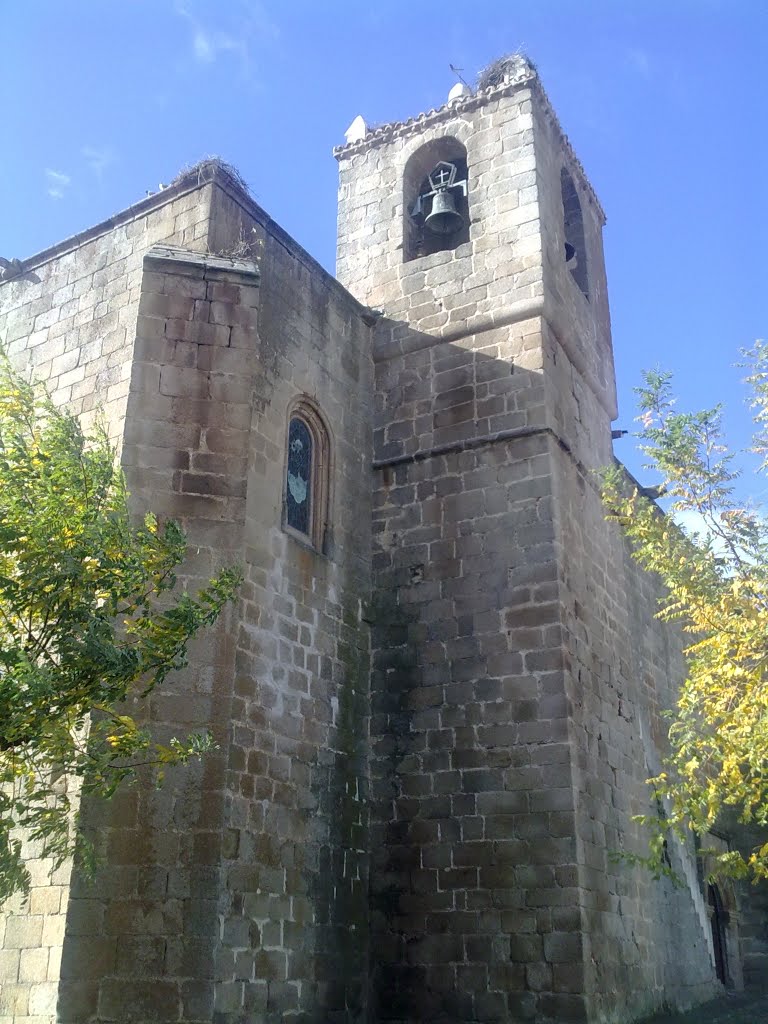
left=210, top=224, right=264, bottom=261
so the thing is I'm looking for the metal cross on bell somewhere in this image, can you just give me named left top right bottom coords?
left=411, top=161, right=468, bottom=236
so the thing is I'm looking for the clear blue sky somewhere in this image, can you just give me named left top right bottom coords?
left=2, top=1, right=766, bottom=486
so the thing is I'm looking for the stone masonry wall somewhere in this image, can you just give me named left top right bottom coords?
left=338, top=68, right=600, bottom=1024
left=55, top=246, right=260, bottom=1024
left=335, top=60, right=762, bottom=1022
left=543, top=317, right=720, bottom=1021
left=202, top=183, right=374, bottom=1024
left=530, top=86, right=726, bottom=1015
left=1, top=172, right=374, bottom=1023
left=732, top=823, right=768, bottom=988
left=369, top=316, right=587, bottom=1022
left=531, top=94, right=615, bottom=419
left=0, top=185, right=215, bottom=440
left=4, top=62, right=767, bottom=1024
left=0, top=185, right=216, bottom=1024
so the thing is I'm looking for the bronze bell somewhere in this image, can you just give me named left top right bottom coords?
left=425, top=189, right=464, bottom=235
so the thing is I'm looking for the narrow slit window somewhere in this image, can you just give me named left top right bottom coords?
left=561, top=166, right=589, bottom=300
left=286, top=417, right=313, bottom=536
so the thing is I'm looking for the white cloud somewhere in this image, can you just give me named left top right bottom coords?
left=82, top=146, right=115, bottom=179
left=192, top=27, right=244, bottom=64
left=174, top=0, right=278, bottom=79
left=45, top=169, right=70, bottom=186
left=45, top=168, right=71, bottom=199
left=192, top=28, right=215, bottom=62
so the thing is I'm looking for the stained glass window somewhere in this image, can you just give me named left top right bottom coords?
left=286, top=417, right=312, bottom=536
left=283, top=400, right=331, bottom=552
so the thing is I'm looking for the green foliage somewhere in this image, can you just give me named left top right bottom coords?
left=602, top=342, right=768, bottom=882
left=0, top=355, right=240, bottom=903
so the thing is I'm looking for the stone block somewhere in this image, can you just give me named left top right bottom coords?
left=39, top=915, right=66, bottom=948
left=0, top=949, right=20, bottom=982
left=405, top=934, right=463, bottom=965
left=166, top=318, right=231, bottom=346
left=0, top=984, right=28, bottom=1016
left=539, top=993, right=588, bottom=1021
left=169, top=275, right=208, bottom=300
left=553, top=962, right=584, bottom=992
left=228, top=325, right=260, bottom=349
left=28, top=887, right=62, bottom=916
left=182, top=979, right=214, bottom=1020
left=214, top=981, right=244, bottom=1013
left=158, top=365, right=209, bottom=398
left=98, top=980, right=181, bottom=1021
left=60, top=937, right=116, bottom=979
left=18, top=948, right=49, bottom=984
left=46, top=944, right=62, bottom=983
left=2, top=917, right=43, bottom=949
left=209, top=301, right=258, bottom=328
left=509, top=934, right=543, bottom=963
left=27, top=983, right=58, bottom=1016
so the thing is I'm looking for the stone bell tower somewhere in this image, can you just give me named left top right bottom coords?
left=336, top=57, right=721, bottom=1024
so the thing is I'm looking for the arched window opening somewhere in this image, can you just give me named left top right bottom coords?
left=283, top=399, right=331, bottom=552
left=404, top=138, right=470, bottom=262
left=561, top=166, right=589, bottom=300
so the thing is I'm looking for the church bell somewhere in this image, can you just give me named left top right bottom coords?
left=425, top=189, right=464, bottom=235
left=410, top=160, right=468, bottom=239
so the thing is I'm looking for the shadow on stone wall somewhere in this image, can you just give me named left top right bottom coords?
left=366, top=319, right=732, bottom=1023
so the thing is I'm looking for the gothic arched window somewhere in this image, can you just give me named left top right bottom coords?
left=284, top=399, right=331, bottom=552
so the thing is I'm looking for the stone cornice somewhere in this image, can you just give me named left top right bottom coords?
left=143, top=244, right=260, bottom=280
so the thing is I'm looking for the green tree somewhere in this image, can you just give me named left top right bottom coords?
left=0, top=355, right=240, bottom=903
left=602, top=342, right=768, bottom=882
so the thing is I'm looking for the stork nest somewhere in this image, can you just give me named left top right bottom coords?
left=171, top=157, right=253, bottom=197
left=477, top=52, right=536, bottom=91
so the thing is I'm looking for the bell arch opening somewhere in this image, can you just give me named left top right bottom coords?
left=561, top=165, right=589, bottom=300
left=403, top=137, right=470, bottom=262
